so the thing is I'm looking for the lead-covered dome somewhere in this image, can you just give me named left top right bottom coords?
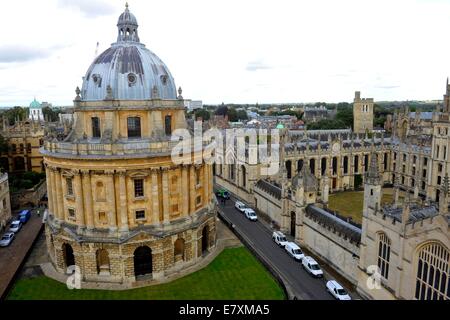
left=81, top=4, right=177, bottom=101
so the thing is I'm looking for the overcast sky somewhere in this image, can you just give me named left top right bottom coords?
left=0, top=0, right=449, bottom=106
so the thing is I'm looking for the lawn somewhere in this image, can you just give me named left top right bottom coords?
left=7, top=247, right=285, bottom=300
left=328, top=188, right=404, bottom=224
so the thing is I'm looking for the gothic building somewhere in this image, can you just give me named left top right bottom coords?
left=214, top=81, right=450, bottom=300
left=42, top=5, right=216, bottom=285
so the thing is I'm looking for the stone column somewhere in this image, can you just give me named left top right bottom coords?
left=118, top=170, right=129, bottom=232
left=73, top=170, right=85, bottom=228
left=203, top=164, right=209, bottom=206
left=151, top=169, right=160, bottom=224
left=161, top=168, right=170, bottom=224
left=55, top=169, right=64, bottom=221
left=105, top=170, right=117, bottom=232
left=182, top=165, right=189, bottom=216
left=81, top=170, right=94, bottom=230
left=45, top=165, right=54, bottom=217
left=190, top=165, right=196, bottom=214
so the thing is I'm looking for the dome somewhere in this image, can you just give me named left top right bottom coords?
left=80, top=4, right=177, bottom=101
left=29, top=98, right=41, bottom=109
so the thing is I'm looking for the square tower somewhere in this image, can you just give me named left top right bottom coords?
left=353, top=91, right=374, bottom=133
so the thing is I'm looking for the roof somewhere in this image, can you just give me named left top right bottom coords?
left=305, top=205, right=362, bottom=244
left=81, top=5, right=177, bottom=101
left=29, top=98, right=41, bottom=109
left=409, top=112, right=433, bottom=120
left=255, top=179, right=282, bottom=200
left=382, top=204, right=439, bottom=223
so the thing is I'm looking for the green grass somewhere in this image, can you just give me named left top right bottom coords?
left=328, top=188, right=403, bottom=224
left=7, top=247, right=285, bottom=300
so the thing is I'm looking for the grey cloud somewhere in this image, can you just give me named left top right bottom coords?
left=0, top=46, right=52, bottom=63
left=246, top=60, right=273, bottom=72
left=58, top=0, right=115, bottom=18
left=0, top=45, right=69, bottom=64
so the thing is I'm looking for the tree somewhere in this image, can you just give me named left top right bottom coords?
left=42, top=106, right=61, bottom=122
left=236, top=110, right=248, bottom=121
left=1, top=107, right=28, bottom=125
left=194, top=109, right=211, bottom=121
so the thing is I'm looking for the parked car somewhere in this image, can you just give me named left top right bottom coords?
left=0, top=232, right=15, bottom=247
left=285, top=242, right=305, bottom=261
left=235, top=201, right=247, bottom=212
left=19, top=210, right=31, bottom=224
left=215, top=189, right=230, bottom=200
left=302, top=256, right=323, bottom=278
left=326, top=280, right=352, bottom=300
left=9, top=220, right=22, bottom=233
left=272, top=231, right=288, bottom=247
left=244, top=208, right=258, bottom=221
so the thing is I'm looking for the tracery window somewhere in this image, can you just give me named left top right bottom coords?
left=415, top=242, right=449, bottom=300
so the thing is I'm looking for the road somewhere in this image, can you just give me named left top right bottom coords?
left=0, top=210, right=44, bottom=300
left=217, top=194, right=338, bottom=300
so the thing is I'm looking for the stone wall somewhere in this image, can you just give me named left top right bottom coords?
left=11, top=179, right=47, bottom=209
left=301, top=214, right=360, bottom=285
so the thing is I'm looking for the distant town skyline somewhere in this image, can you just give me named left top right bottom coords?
left=0, top=0, right=449, bottom=106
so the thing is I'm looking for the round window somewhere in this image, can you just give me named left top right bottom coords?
left=128, top=73, right=137, bottom=84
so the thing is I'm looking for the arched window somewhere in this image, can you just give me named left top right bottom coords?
left=310, top=159, right=315, bottom=175
left=297, top=159, right=303, bottom=173
left=19, top=144, right=24, bottom=153
left=377, top=233, right=391, bottom=279
left=174, top=238, right=185, bottom=262
left=286, top=161, right=292, bottom=179
left=332, top=157, right=338, bottom=175
left=92, top=117, right=101, bottom=138
left=343, top=156, right=349, bottom=174
left=321, top=158, right=327, bottom=176
left=96, top=249, right=110, bottom=275
left=415, top=242, right=449, bottom=300
left=354, top=155, right=359, bottom=173
left=241, top=165, right=247, bottom=188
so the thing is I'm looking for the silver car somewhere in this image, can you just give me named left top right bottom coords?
left=9, top=220, right=22, bottom=233
left=0, top=232, right=15, bottom=247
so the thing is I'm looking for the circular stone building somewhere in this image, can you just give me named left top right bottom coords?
left=42, top=5, right=217, bottom=284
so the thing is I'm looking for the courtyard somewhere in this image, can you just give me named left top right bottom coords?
left=328, top=188, right=406, bottom=224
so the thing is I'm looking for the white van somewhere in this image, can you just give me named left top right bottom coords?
left=284, top=242, right=305, bottom=261
left=326, top=280, right=352, bottom=300
left=272, top=231, right=288, bottom=247
left=302, top=256, right=323, bottom=278
left=235, top=201, right=247, bottom=213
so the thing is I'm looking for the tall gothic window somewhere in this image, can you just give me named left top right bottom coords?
left=377, top=233, right=391, bottom=280
left=92, top=117, right=101, bottom=138
left=415, top=242, right=449, bottom=300
left=127, top=117, right=141, bottom=138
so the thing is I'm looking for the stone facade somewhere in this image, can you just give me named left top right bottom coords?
left=0, top=172, right=12, bottom=232
left=42, top=5, right=217, bottom=286
left=0, top=120, right=45, bottom=173
left=215, top=82, right=450, bottom=300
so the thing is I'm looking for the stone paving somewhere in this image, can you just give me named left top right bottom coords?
left=0, top=210, right=44, bottom=300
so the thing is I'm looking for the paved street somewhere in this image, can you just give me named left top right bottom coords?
left=217, top=192, right=359, bottom=300
left=0, top=210, right=44, bottom=300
